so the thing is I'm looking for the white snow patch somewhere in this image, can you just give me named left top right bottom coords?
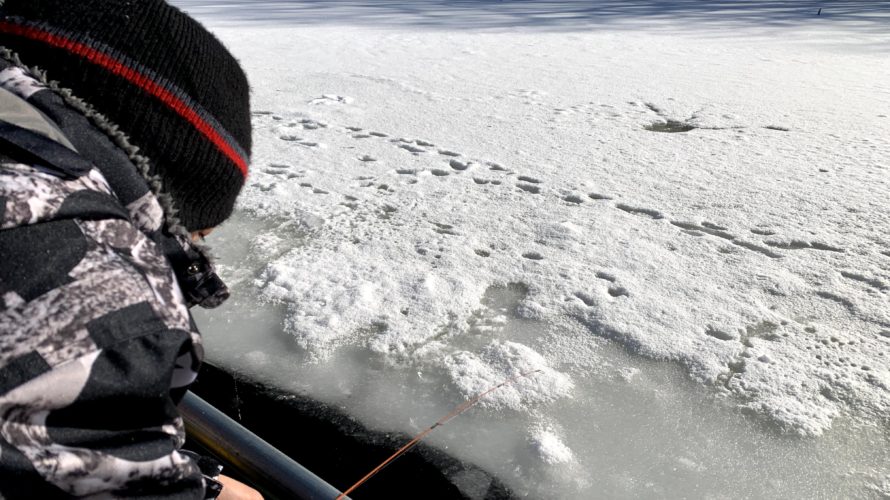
left=529, top=428, right=574, bottom=465
left=442, top=341, right=573, bottom=410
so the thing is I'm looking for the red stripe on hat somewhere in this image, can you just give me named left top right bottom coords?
left=0, top=21, right=249, bottom=177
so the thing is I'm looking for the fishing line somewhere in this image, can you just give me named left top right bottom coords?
left=335, top=368, right=543, bottom=499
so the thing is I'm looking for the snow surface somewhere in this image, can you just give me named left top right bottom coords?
left=177, top=1, right=890, bottom=497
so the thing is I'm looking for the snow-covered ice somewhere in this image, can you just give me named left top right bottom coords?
left=177, top=1, right=890, bottom=497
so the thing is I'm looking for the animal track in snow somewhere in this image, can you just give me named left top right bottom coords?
left=358, top=155, right=377, bottom=162
left=763, top=239, right=844, bottom=253
left=346, top=126, right=363, bottom=132
left=574, top=292, right=596, bottom=307
left=433, top=222, right=459, bottom=236
left=431, top=169, right=451, bottom=177
left=518, top=183, right=541, bottom=194
left=299, top=118, right=328, bottom=130
left=353, top=134, right=372, bottom=139
left=517, top=176, right=542, bottom=184
left=522, top=252, right=545, bottom=261
left=670, top=221, right=734, bottom=240
left=399, top=144, right=427, bottom=154
left=563, top=194, right=584, bottom=204
left=439, top=149, right=461, bottom=157
left=841, top=271, right=888, bottom=291
left=732, top=241, right=783, bottom=259
left=309, top=94, right=353, bottom=105
left=473, top=178, right=502, bottom=185
left=595, top=272, right=616, bottom=282
left=705, top=326, right=736, bottom=341
left=488, top=162, right=508, bottom=172
left=449, top=159, right=472, bottom=171
left=588, top=193, right=613, bottom=200
left=616, top=203, right=664, bottom=220
left=369, top=131, right=388, bottom=137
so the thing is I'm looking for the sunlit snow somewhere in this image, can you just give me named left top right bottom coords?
left=176, top=1, right=890, bottom=497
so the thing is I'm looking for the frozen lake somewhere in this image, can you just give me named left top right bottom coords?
left=178, top=1, right=890, bottom=497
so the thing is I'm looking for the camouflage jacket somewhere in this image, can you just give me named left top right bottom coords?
left=0, top=61, right=219, bottom=499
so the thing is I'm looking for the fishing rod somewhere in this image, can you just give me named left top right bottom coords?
left=336, top=368, right=543, bottom=499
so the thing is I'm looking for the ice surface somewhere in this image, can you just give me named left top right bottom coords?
left=177, top=1, right=890, bottom=497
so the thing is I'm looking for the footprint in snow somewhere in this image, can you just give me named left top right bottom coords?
left=595, top=271, right=616, bottom=282
left=399, top=144, right=427, bottom=154
left=616, top=203, right=664, bottom=220
left=564, top=194, right=584, bottom=204
left=517, top=175, right=542, bottom=184
left=309, top=94, right=353, bottom=105
left=450, top=159, right=472, bottom=171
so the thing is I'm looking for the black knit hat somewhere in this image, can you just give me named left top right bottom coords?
left=0, top=0, right=251, bottom=231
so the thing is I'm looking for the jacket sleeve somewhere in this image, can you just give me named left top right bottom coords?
left=0, top=161, right=207, bottom=499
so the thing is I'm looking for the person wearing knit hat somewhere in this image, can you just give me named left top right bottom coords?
left=0, top=1, right=260, bottom=499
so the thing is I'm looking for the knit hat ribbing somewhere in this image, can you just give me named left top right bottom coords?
left=0, top=0, right=251, bottom=231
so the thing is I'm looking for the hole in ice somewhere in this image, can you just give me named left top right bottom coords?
left=644, top=120, right=696, bottom=133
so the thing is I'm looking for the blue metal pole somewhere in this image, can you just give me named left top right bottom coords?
left=180, top=391, right=347, bottom=500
